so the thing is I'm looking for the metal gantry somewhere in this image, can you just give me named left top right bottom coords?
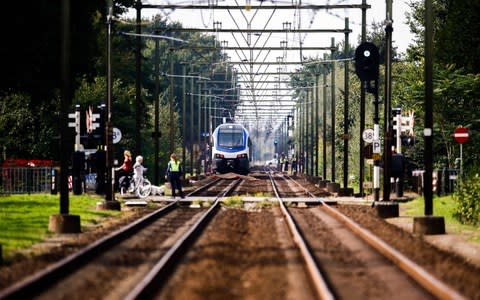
left=129, top=1, right=371, bottom=192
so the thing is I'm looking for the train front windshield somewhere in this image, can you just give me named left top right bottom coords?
left=218, top=127, right=244, bottom=148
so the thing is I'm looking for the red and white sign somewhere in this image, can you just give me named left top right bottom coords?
left=454, top=127, right=469, bottom=144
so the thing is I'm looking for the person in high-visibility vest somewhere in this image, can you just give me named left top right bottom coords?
left=165, top=153, right=185, bottom=199
left=280, top=153, right=286, bottom=173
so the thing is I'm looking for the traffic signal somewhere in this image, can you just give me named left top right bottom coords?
left=97, top=104, right=106, bottom=145
left=355, top=42, right=380, bottom=82
left=392, top=107, right=401, bottom=145
left=401, top=135, right=417, bottom=146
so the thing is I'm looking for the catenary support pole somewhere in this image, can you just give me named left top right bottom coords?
left=315, top=73, right=320, bottom=177
left=154, top=38, right=160, bottom=185
left=135, top=0, right=142, bottom=156
left=383, top=0, right=393, bottom=201
left=359, top=0, right=367, bottom=196
left=60, top=0, right=71, bottom=212
left=182, top=65, right=186, bottom=166
left=322, top=60, right=328, bottom=180
left=343, top=18, right=350, bottom=193
left=331, top=56, right=336, bottom=183
left=424, top=0, right=433, bottom=215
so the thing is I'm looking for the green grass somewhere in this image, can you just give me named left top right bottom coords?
left=256, top=199, right=278, bottom=208
left=401, top=195, right=480, bottom=243
left=222, top=196, right=243, bottom=208
left=0, top=193, right=121, bottom=258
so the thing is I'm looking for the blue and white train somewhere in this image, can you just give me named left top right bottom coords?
left=211, top=123, right=251, bottom=174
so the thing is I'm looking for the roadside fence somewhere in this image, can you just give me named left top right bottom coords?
left=1, top=167, right=52, bottom=194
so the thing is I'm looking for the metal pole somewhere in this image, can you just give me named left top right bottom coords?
left=154, top=38, right=160, bottom=185
left=359, top=0, right=367, bottom=196
left=169, top=47, right=174, bottom=154
left=322, top=59, right=327, bottom=180
left=315, top=74, right=320, bottom=177
left=373, top=80, right=381, bottom=202
left=424, top=0, right=434, bottom=215
left=383, top=0, right=393, bottom=201
left=60, top=0, right=71, bottom=213
left=331, top=58, right=336, bottom=183
left=299, top=96, right=304, bottom=173
left=105, top=3, right=115, bottom=202
left=135, top=0, right=142, bottom=156
left=204, top=88, right=209, bottom=174
left=460, top=143, right=463, bottom=179
left=305, top=90, right=310, bottom=175
left=182, top=65, right=186, bottom=169
left=343, top=18, right=350, bottom=191
left=310, top=85, right=315, bottom=176
left=190, top=66, right=194, bottom=176
left=197, top=83, right=202, bottom=175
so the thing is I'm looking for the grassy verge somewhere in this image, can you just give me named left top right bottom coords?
left=401, top=195, right=480, bottom=244
left=0, top=193, right=121, bottom=258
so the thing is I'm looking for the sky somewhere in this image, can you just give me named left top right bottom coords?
left=122, top=1, right=415, bottom=128
left=124, top=1, right=415, bottom=54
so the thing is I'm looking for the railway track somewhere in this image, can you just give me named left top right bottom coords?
left=0, top=179, right=242, bottom=300
left=268, top=171, right=466, bottom=300
left=1, top=170, right=474, bottom=299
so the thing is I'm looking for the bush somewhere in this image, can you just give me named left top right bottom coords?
left=453, top=174, right=480, bottom=225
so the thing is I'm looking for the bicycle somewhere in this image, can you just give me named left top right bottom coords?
left=120, top=175, right=152, bottom=198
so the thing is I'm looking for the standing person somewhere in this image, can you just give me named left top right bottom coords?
left=165, top=153, right=184, bottom=199
left=299, top=154, right=305, bottom=173
left=133, top=155, right=147, bottom=187
left=280, top=153, right=286, bottom=173
left=291, top=154, right=297, bottom=175
left=115, top=150, right=133, bottom=190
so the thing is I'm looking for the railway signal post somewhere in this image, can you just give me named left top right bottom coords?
left=354, top=42, right=398, bottom=217
left=354, top=42, right=381, bottom=201
left=97, top=1, right=120, bottom=211
left=48, top=0, right=81, bottom=233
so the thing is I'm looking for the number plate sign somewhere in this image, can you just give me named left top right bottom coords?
left=372, top=140, right=381, bottom=153
left=362, top=128, right=374, bottom=143
left=112, top=127, right=122, bottom=144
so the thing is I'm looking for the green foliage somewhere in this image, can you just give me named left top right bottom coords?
left=0, top=92, right=58, bottom=159
left=453, top=175, right=480, bottom=225
left=0, top=93, right=36, bottom=158
left=256, top=199, right=277, bottom=208
left=222, top=196, right=243, bottom=208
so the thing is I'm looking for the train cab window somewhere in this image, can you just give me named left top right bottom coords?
left=218, top=127, right=244, bottom=148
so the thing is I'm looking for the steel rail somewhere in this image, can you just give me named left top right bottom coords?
left=0, top=202, right=178, bottom=300
left=283, top=175, right=467, bottom=300
left=267, top=171, right=335, bottom=300
left=125, top=178, right=243, bottom=300
left=317, top=200, right=467, bottom=300
left=185, top=177, right=223, bottom=196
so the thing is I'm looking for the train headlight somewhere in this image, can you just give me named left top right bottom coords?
left=215, top=153, right=224, bottom=159
left=237, top=154, right=247, bottom=158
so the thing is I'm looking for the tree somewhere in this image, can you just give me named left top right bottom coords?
left=0, top=93, right=42, bottom=158
left=405, top=0, right=480, bottom=72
